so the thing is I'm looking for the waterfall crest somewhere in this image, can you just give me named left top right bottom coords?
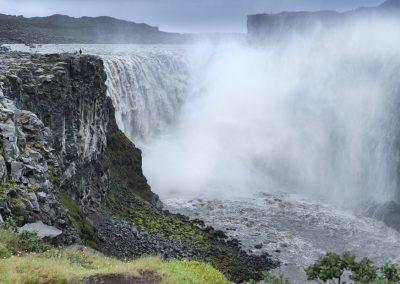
left=103, top=48, right=189, bottom=142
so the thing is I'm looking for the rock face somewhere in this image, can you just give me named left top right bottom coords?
left=0, top=84, right=78, bottom=243
left=1, top=53, right=112, bottom=211
left=0, top=50, right=278, bottom=282
left=247, top=0, right=400, bottom=42
left=0, top=14, right=188, bottom=44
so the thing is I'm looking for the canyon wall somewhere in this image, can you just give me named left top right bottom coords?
left=0, top=50, right=277, bottom=282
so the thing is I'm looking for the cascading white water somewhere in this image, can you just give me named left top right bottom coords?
left=6, top=44, right=190, bottom=144
left=102, top=49, right=189, bottom=142
left=140, top=19, right=400, bottom=208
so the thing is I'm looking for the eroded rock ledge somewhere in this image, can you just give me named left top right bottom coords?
left=0, top=50, right=278, bottom=282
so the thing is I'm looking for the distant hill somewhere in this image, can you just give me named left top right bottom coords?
left=247, top=0, right=400, bottom=41
left=0, top=14, right=188, bottom=44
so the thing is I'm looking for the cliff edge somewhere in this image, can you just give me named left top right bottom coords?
left=0, top=50, right=278, bottom=282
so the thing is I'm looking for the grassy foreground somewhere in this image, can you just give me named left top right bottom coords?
left=0, top=228, right=229, bottom=284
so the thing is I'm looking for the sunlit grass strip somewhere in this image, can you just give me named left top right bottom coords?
left=0, top=248, right=229, bottom=284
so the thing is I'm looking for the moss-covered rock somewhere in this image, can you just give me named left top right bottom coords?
left=59, top=192, right=97, bottom=250
left=107, top=128, right=159, bottom=205
left=104, top=125, right=278, bottom=282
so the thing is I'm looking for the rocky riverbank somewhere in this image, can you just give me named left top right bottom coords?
left=0, top=50, right=278, bottom=282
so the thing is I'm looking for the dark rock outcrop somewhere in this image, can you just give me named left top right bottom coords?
left=0, top=14, right=188, bottom=44
left=1, top=53, right=112, bottom=211
left=0, top=50, right=278, bottom=282
left=0, top=85, right=79, bottom=244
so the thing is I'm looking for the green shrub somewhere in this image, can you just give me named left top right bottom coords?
left=380, top=262, right=400, bottom=283
left=0, top=243, right=11, bottom=258
left=0, top=218, right=17, bottom=230
left=16, top=231, right=50, bottom=253
left=263, top=272, right=291, bottom=284
left=305, top=252, right=344, bottom=283
left=66, top=252, right=95, bottom=269
left=351, top=257, right=378, bottom=283
left=305, top=252, right=400, bottom=284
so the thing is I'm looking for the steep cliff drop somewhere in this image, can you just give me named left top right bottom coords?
left=0, top=49, right=278, bottom=283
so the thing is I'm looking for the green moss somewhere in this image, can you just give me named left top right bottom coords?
left=107, top=129, right=156, bottom=204
left=0, top=113, right=10, bottom=123
left=105, top=128, right=265, bottom=281
left=25, top=142, right=45, bottom=152
left=120, top=200, right=207, bottom=247
left=106, top=190, right=254, bottom=280
left=49, top=176, right=59, bottom=185
left=47, top=163, right=59, bottom=185
left=16, top=113, right=31, bottom=124
left=59, top=192, right=97, bottom=250
left=11, top=198, right=22, bottom=208
left=26, top=184, right=39, bottom=192
left=0, top=182, right=20, bottom=198
left=0, top=182, right=20, bottom=194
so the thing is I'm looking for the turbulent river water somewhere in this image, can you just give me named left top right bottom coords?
left=7, top=28, right=400, bottom=282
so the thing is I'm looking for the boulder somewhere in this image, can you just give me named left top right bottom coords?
left=28, top=193, right=40, bottom=213
left=36, top=192, right=47, bottom=203
left=10, top=161, right=24, bottom=182
left=18, top=221, right=62, bottom=239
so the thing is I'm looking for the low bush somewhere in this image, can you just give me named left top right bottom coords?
left=305, top=252, right=400, bottom=284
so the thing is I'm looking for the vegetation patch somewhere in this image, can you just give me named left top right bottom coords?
left=106, top=174, right=275, bottom=282
left=305, top=252, right=400, bottom=284
left=0, top=228, right=229, bottom=284
left=0, top=182, right=20, bottom=197
left=59, top=191, right=97, bottom=249
left=107, top=129, right=157, bottom=204
left=105, top=128, right=277, bottom=282
left=0, top=225, right=50, bottom=256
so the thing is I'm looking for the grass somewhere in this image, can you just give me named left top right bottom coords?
left=0, top=253, right=229, bottom=284
left=0, top=228, right=229, bottom=284
left=59, top=192, right=98, bottom=250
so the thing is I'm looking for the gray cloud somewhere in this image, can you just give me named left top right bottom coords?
left=0, top=0, right=385, bottom=33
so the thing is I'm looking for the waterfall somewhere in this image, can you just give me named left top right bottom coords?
left=22, top=25, right=400, bottom=209
left=137, top=19, right=400, bottom=207
left=103, top=48, right=189, bottom=142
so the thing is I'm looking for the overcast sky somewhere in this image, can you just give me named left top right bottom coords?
left=0, top=0, right=385, bottom=33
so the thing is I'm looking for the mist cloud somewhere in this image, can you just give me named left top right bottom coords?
left=142, top=16, right=400, bottom=209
